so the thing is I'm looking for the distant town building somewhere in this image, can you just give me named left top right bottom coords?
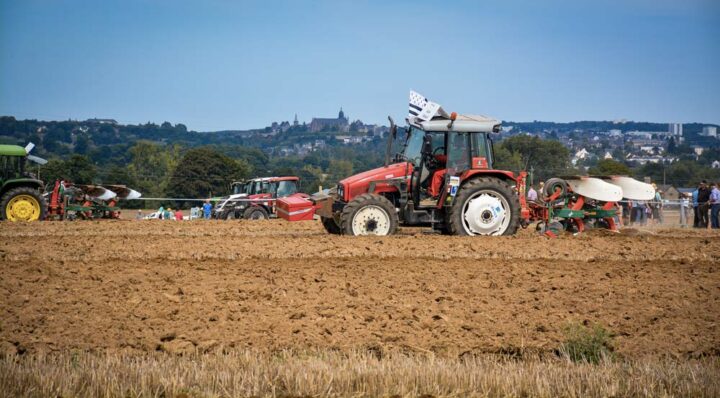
left=309, top=108, right=349, bottom=132
left=572, top=148, right=590, bottom=165
left=668, top=123, right=683, bottom=143
left=701, top=126, right=717, bottom=138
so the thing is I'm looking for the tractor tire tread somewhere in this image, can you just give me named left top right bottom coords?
left=447, top=177, right=520, bottom=236
left=339, top=193, right=398, bottom=236
left=243, top=206, right=269, bottom=220
left=321, top=216, right=342, bottom=234
left=0, top=186, right=48, bottom=221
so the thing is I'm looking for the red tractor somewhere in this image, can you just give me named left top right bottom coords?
left=278, top=113, right=530, bottom=236
left=214, top=176, right=308, bottom=220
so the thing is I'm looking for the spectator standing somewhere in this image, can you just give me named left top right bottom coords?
left=621, top=200, right=631, bottom=226
left=203, top=200, right=213, bottom=220
left=158, top=205, right=165, bottom=220
left=692, top=188, right=699, bottom=227
left=651, top=184, right=663, bottom=225
left=633, top=200, right=648, bottom=226
left=136, top=210, right=143, bottom=220
left=698, top=181, right=711, bottom=228
left=527, top=185, right=538, bottom=201
left=164, top=207, right=173, bottom=220
left=710, top=182, right=720, bottom=229
left=174, top=208, right=184, bottom=221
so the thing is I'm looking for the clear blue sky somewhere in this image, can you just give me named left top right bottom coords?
left=1, top=0, right=718, bottom=131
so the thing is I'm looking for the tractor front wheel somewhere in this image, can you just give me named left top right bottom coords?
left=1, top=187, right=47, bottom=222
left=340, top=193, right=398, bottom=236
left=243, top=206, right=269, bottom=220
left=447, top=178, right=519, bottom=236
left=321, top=216, right=342, bottom=234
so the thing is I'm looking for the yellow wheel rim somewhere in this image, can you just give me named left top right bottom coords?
left=6, top=194, right=41, bottom=222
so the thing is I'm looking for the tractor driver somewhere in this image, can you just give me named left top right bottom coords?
left=420, top=132, right=448, bottom=199
left=426, top=132, right=470, bottom=198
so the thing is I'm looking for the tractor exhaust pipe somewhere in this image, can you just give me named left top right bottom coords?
left=385, top=116, right=396, bottom=167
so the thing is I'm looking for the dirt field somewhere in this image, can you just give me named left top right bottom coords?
left=1, top=220, right=719, bottom=359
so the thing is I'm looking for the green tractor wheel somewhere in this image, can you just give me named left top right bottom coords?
left=1, top=186, right=47, bottom=222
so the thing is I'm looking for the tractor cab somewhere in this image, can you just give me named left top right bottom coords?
left=0, top=143, right=48, bottom=221
left=385, top=114, right=501, bottom=212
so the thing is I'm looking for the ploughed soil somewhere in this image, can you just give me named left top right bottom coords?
left=1, top=220, right=718, bottom=357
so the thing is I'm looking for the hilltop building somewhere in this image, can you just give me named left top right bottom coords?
left=309, top=108, right=349, bottom=132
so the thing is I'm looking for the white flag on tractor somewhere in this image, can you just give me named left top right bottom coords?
left=408, top=90, right=448, bottom=126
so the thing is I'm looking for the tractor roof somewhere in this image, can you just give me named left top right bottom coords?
left=420, top=114, right=501, bottom=133
left=253, top=176, right=300, bottom=182
left=0, top=144, right=27, bottom=156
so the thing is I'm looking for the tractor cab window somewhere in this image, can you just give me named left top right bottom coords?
left=446, top=132, right=471, bottom=174
left=470, top=133, right=492, bottom=168
left=232, top=183, right=245, bottom=195
left=251, top=180, right=266, bottom=194
left=402, top=127, right=425, bottom=167
left=274, top=180, right=298, bottom=197
left=0, top=156, right=7, bottom=179
left=1, top=156, right=22, bottom=179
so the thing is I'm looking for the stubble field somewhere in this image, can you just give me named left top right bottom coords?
left=1, top=219, right=719, bottom=397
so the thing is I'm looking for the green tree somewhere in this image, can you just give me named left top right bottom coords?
left=41, top=155, right=97, bottom=184
left=127, top=141, right=181, bottom=197
left=588, top=159, right=631, bottom=176
left=327, top=159, right=353, bottom=185
left=493, top=146, right=523, bottom=172
left=165, top=147, right=250, bottom=201
left=103, top=165, right=138, bottom=186
left=40, top=158, right=69, bottom=185
left=64, top=155, right=97, bottom=183
left=496, top=135, right=571, bottom=181
left=75, top=134, right=91, bottom=154
left=298, top=164, right=324, bottom=193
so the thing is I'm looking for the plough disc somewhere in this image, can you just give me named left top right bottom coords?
left=599, top=176, right=655, bottom=200
left=563, top=177, right=623, bottom=202
left=105, top=185, right=142, bottom=200
left=74, top=184, right=117, bottom=201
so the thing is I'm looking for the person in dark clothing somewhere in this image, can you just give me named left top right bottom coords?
left=697, top=181, right=711, bottom=228
left=692, top=188, right=700, bottom=228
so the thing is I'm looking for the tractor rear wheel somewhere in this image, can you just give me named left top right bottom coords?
left=321, top=216, right=342, bottom=234
left=225, top=210, right=236, bottom=220
left=1, top=186, right=47, bottom=222
left=340, top=193, right=398, bottom=236
left=243, top=206, right=268, bottom=220
left=447, top=177, right=519, bottom=236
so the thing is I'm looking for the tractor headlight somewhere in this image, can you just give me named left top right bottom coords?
left=337, top=184, right=345, bottom=201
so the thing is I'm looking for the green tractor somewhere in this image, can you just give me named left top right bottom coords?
left=0, top=144, right=47, bottom=222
